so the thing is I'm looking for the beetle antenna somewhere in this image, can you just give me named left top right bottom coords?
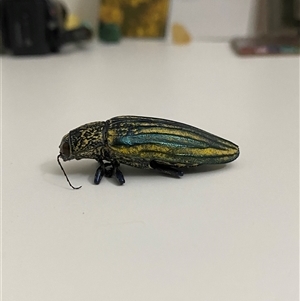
left=57, top=155, right=82, bottom=189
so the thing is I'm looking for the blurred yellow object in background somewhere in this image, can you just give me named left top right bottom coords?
left=99, top=0, right=170, bottom=38
left=100, top=4, right=124, bottom=25
left=172, top=23, right=191, bottom=45
left=65, top=14, right=81, bottom=30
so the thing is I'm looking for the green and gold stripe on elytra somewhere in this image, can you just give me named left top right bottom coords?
left=106, top=116, right=239, bottom=165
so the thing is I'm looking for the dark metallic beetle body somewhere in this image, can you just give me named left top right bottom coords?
left=58, top=116, right=239, bottom=188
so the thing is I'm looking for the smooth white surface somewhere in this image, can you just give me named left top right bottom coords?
left=2, top=41, right=299, bottom=301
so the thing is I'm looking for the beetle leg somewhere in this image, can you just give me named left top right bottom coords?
left=94, top=159, right=111, bottom=184
left=94, top=165, right=105, bottom=185
left=109, top=161, right=125, bottom=185
left=97, top=160, right=125, bottom=185
left=150, top=160, right=184, bottom=177
left=105, top=166, right=114, bottom=178
left=115, top=166, right=125, bottom=185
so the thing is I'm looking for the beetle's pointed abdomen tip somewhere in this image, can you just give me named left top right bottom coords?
left=230, top=143, right=240, bottom=162
left=235, top=146, right=240, bottom=160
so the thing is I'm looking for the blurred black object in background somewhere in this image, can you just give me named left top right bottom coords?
left=0, top=0, right=92, bottom=55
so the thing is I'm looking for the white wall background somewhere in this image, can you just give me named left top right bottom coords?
left=64, top=0, right=100, bottom=29
left=168, top=0, right=252, bottom=40
left=63, top=0, right=264, bottom=39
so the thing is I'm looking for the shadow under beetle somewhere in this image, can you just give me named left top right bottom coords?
left=57, top=115, right=239, bottom=189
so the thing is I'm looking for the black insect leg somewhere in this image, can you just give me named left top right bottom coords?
left=95, top=158, right=125, bottom=185
left=108, top=161, right=125, bottom=185
left=94, top=161, right=106, bottom=185
left=115, top=166, right=125, bottom=185
left=94, top=159, right=114, bottom=184
left=150, top=160, right=184, bottom=177
left=104, top=163, right=114, bottom=178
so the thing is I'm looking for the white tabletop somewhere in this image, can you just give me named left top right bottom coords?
left=2, top=40, right=299, bottom=301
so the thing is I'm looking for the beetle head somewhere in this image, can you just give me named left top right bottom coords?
left=59, top=134, right=73, bottom=161
left=58, top=121, right=106, bottom=162
left=57, top=133, right=82, bottom=189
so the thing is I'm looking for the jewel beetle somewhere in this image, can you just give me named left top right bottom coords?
left=57, top=115, right=239, bottom=189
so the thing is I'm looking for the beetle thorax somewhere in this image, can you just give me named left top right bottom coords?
left=69, top=121, right=106, bottom=159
